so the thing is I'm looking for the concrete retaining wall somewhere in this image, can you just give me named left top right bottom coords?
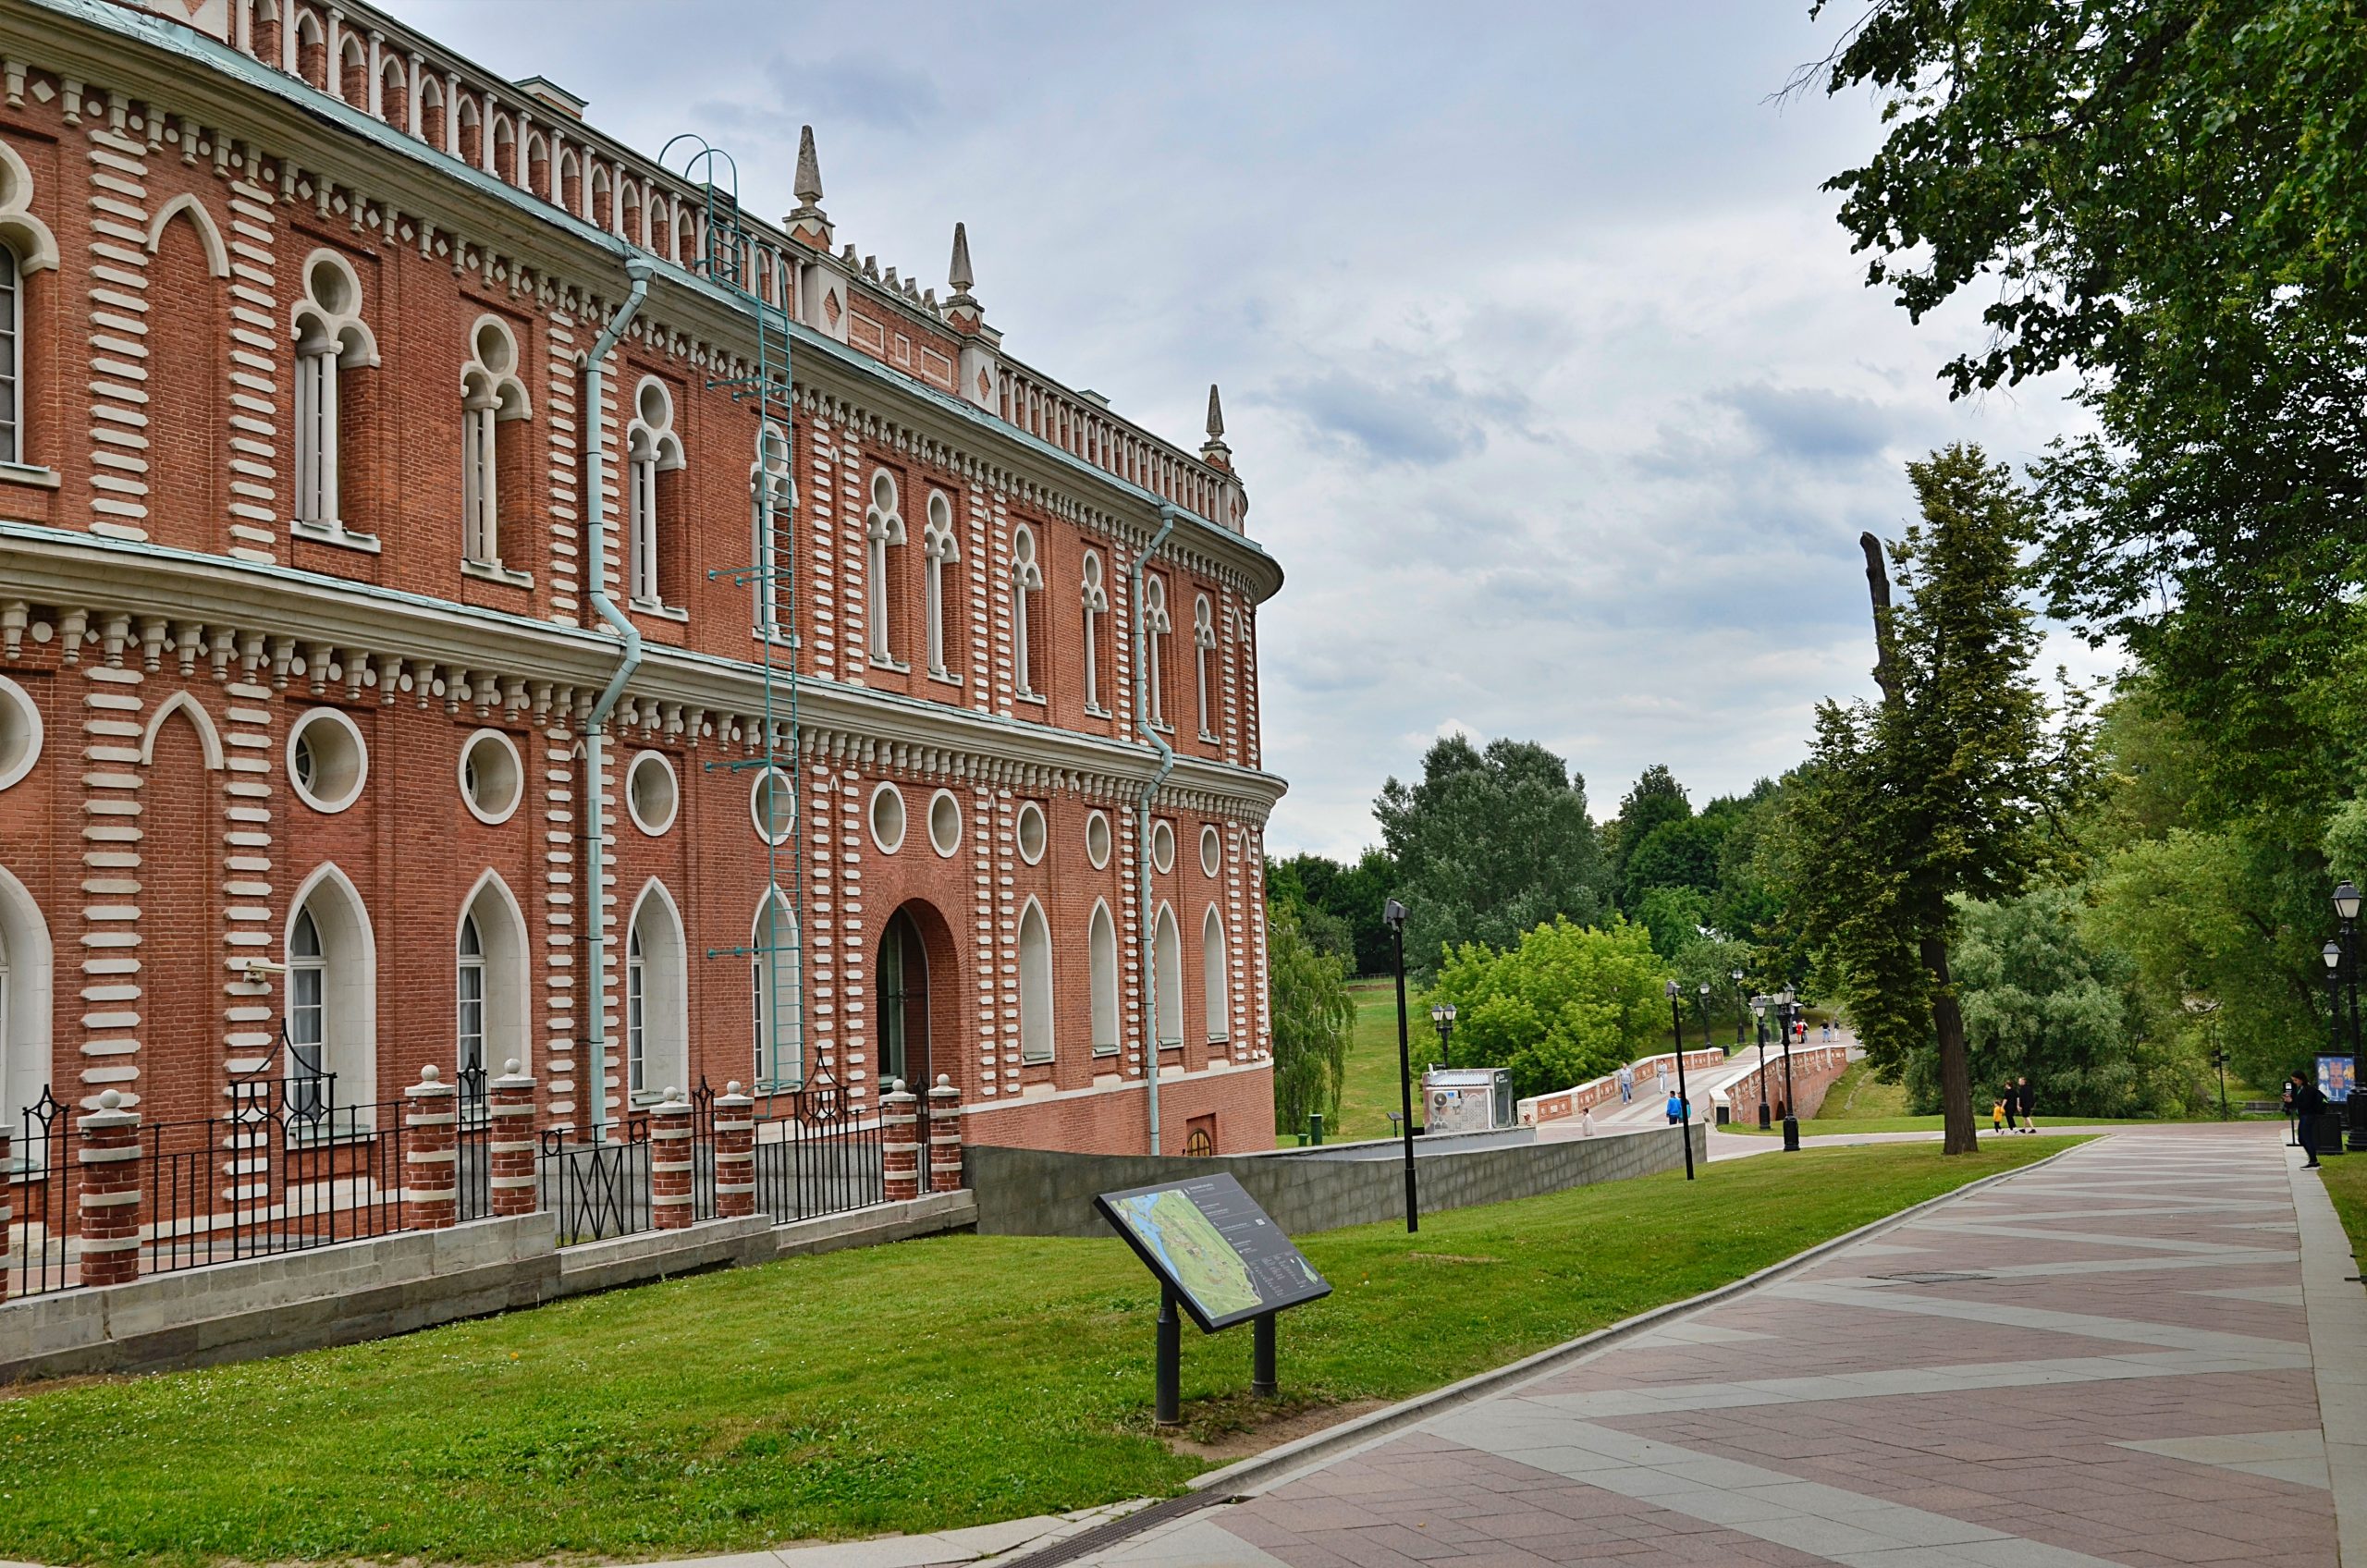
left=0, top=1190, right=975, bottom=1385
left=969, top=1122, right=1706, bottom=1238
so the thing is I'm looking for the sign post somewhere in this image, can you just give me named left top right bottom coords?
left=1097, top=1173, right=1332, bottom=1427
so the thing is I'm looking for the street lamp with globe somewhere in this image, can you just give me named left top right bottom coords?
left=1429, top=1001, right=1457, bottom=1071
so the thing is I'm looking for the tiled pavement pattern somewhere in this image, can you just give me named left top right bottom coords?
left=1081, top=1129, right=2355, bottom=1568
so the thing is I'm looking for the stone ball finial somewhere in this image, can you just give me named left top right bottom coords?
left=936, top=1073, right=950, bottom=1087
left=891, top=1077, right=906, bottom=1094
left=421, top=1064, right=440, bottom=1083
left=99, top=1089, right=121, bottom=1109
left=664, top=1085, right=681, bottom=1103
left=727, top=1080, right=743, bottom=1096
left=505, top=1058, right=521, bottom=1075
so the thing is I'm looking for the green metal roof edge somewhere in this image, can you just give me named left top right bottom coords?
left=26, top=0, right=1280, bottom=592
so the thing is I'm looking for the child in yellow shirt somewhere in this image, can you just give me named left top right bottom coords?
left=1990, top=1096, right=2006, bottom=1134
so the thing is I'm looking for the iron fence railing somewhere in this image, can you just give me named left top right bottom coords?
left=6, top=1056, right=901, bottom=1301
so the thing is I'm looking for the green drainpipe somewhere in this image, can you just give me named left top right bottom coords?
left=1132, top=504, right=1181, bottom=1155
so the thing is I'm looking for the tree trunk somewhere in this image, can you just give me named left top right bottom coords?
left=1861, top=532, right=1903, bottom=707
left=1921, top=931, right=1979, bottom=1154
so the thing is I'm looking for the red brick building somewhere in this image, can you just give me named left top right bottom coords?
left=0, top=0, right=1284, bottom=1165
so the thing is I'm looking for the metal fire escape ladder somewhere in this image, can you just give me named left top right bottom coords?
left=666, top=137, right=803, bottom=1111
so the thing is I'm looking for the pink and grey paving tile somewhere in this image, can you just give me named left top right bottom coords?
left=1075, top=1127, right=2356, bottom=1568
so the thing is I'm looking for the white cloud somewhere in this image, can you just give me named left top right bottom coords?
left=387, top=0, right=2104, bottom=864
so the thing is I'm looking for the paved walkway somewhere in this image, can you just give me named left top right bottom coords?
left=1077, top=1127, right=2364, bottom=1568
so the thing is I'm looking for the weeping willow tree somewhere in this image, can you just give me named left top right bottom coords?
left=1267, top=898, right=1354, bottom=1135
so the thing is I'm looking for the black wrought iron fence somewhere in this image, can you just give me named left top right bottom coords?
left=143, top=1072, right=410, bottom=1276
left=752, top=1066, right=883, bottom=1222
left=454, top=1061, right=492, bottom=1224
left=7, top=1086, right=73, bottom=1299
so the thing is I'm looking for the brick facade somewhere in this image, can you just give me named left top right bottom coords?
left=0, top=0, right=1282, bottom=1170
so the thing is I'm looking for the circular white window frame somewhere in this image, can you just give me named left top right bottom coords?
left=869, top=780, right=907, bottom=854
left=748, top=766, right=796, bottom=846
left=1151, top=819, right=1176, bottom=875
left=286, top=706, right=368, bottom=815
left=0, top=672, right=41, bottom=793
left=1016, top=801, right=1048, bottom=865
left=456, top=728, right=523, bottom=826
left=627, top=750, right=680, bottom=837
left=927, top=788, right=963, bottom=858
left=1200, top=824, right=1222, bottom=878
left=1085, top=809, right=1111, bottom=870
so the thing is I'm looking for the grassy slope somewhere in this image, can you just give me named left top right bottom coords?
left=0, top=1139, right=2078, bottom=1567
left=2318, top=1154, right=2367, bottom=1265
left=1729, top=1058, right=2273, bottom=1136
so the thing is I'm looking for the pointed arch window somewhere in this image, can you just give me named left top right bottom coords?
left=1194, top=594, right=1219, bottom=741
left=626, top=925, right=648, bottom=1096
left=1012, top=524, right=1045, bottom=702
left=628, top=885, right=688, bottom=1104
left=1018, top=900, right=1054, bottom=1064
left=457, top=911, right=485, bottom=1084
left=1088, top=900, right=1119, bottom=1056
left=923, top=490, right=960, bottom=680
left=1080, top=551, right=1109, bottom=715
left=865, top=471, right=906, bottom=667
left=0, top=241, right=18, bottom=467
left=288, top=907, right=326, bottom=1114
left=1202, top=906, right=1230, bottom=1043
left=1152, top=903, right=1183, bottom=1051
left=751, top=419, right=794, bottom=641
left=1142, top=574, right=1172, bottom=729
left=752, top=890, right=803, bottom=1088
left=626, top=377, right=683, bottom=608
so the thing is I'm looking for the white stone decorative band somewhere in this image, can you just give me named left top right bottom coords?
left=401, top=1186, right=458, bottom=1203
left=73, top=1234, right=144, bottom=1254
left=79, top=1189, right=141, bottom=1207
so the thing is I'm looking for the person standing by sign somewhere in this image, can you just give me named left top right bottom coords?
left=2294, top=1072, right=2327, bottom=1168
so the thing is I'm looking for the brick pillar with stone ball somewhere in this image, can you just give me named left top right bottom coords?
left=649, top=1087, right=694, bottom=1230
left=488, top=1059, right=538, bottom=1218
left=927, top=1073, right=963, bottom=1194
left=714, top=1081, right=756, bottom=1219
left=882, top=1079, right=919, bottom=1202
left=76, top=1090, right=142, bottom=1288
left=404, top=1065, right=460, bottom=1231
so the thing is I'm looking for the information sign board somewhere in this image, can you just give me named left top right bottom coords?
left=1096, top=1173, right=1331, bottom=1332
left=2319, top=1055, right=2356, bottom=1104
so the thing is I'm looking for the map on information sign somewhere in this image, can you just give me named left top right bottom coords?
left=1095, top=1173, right=1331, bottom=1332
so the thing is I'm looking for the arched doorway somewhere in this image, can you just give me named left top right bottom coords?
left=877, top=907, right=930, bottom=1092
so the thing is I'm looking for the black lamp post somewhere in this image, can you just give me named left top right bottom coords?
left=2329, top=886, right=2348, bottom=1156
left=1730, top=968, right=1747, bottom=1052
left=1779, top=986, right=1800, bottom=1152
left=1751, top=998, right=1771, bottom=1129
left=1384, top=898, right=1418, bottom=1231
left=1663, top=979, right=1696, bottom=1180
left=1429, top=1001, right=1457, bottom=1071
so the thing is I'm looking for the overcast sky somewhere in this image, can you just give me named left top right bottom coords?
left=388, top=0, right=2099, bottom=862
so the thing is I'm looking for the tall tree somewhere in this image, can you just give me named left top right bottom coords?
left=1375, top=736, right=1609, bottom=976
left=1808, top=0, right=2367, bottom=826
left=1266, top=898, right=1355, bottom=1135
left=1784, top=446, right=2094, bottom=1153
left=1607, top=765, right=1694, bottom=913
left=1426, top=917, right=1671, bottom=1102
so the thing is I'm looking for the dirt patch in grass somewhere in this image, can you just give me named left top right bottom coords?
left=1164, top=1396, right=1391, bottom=1463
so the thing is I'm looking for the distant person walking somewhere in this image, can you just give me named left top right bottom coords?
left=1665, top=1091, right=1684, bottom=1125
left=2016, top=1075, right=2037, bottom=1133
left=1821, top=1022, right=1834, bottom=1045
left=1580, top=1105, right=1598, bottom=1138
left=1991, top=1096, right=2005, bottom=1135
left=2294, top=1072, right=2328, bottom=1168
left=2004, top=1087, right=2018, bottom=1133
left=1617, top=1064, right=1635, bottom=1105
left=1656, top=1062, right=1670, bottom=1098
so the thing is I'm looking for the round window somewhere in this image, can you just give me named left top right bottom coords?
left=1085, top=809, right=1111, bottom=870
left=1200, top=824, right=1222, bottom=877
left=0, top=673, right=41, bottom=793
left=870, top=781, right=907, bottom=853
left=1151, top=819, right=1175, bottom=875
left=458, top=729, right=523, bottom=825
left=928, top=789, right=963, bottom=857
left=1016, top=801, right=1047, bottom=865
left=287, top=707, right=368, bottom=814
left=628, top=751, right=679, bottom=836
left=749, top=767, right=795, bottom=845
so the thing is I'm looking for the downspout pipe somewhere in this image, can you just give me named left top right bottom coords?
left=1132, top=503, right=1181, bottom=1156
left=579, top=255, right=656, bottom=1143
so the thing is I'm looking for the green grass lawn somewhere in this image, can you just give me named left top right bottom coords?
left=1728, top=1058, right=2275, bottom=1137
left=2317, top=1153, right=2367, bottom=1263
left=0, top=1138, right=2079, bottom=1567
